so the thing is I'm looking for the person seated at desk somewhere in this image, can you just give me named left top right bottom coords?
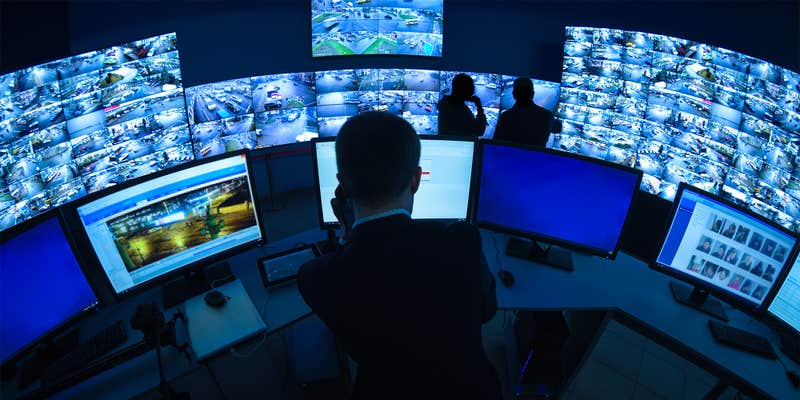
left=298, top=112, right=502, bottom=400
left=493, top=77, right=560, bottom=147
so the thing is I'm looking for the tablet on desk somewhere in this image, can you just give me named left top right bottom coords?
left=258, top=244, right=320, bottom=288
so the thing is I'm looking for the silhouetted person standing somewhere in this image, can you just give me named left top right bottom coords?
left=493, top=78, right=560, bottom=147
left=437, top=73, right=487, bottom=137
left=298, top=112, right=501, bottom=400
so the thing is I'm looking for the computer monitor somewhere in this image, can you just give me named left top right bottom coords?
left=72, top=152, right=264, bottom=296
left=0, top=211, right=99, bottom=365
left=653, top=182, right=797, bottom=321
left=313, top=136, right=476, bottom=227
left=475, top=141, right=642, bottom=270
left=767, top=254, right=800, bottom=335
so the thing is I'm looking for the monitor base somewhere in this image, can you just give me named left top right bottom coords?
left=669, top=281, right=728, bottom=321
left=506, top=237, right=574, bottom=271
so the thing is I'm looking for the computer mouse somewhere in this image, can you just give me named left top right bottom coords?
left=787, top=370, right=799, bottom=389
left=497, top=270, right=514, bottom=287
left=204, top=290, right=227, bottom=308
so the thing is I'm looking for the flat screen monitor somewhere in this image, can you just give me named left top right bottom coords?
left=74, top=152, right=263, bottom=296
left=476, top=142, right=642, bottom=261
left=0, top=211, right=98, bottom=364
left=767, top=253, right=800, bottom=334
left=654, top=183, right=797, bottom=317
left=314, top=136, right=475, bottom=226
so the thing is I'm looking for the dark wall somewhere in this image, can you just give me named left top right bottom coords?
left=61, top=0, right=799, bottom=86
left=0, top=1, right=71, bottom=73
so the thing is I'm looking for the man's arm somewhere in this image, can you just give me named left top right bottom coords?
left=471, top=96, right=488, bottom=137
left=446, top=222, right=497, bottom=323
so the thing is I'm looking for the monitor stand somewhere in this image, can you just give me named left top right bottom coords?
left=669, top=281, right=728, bottom=321
left=162, top=262, right=234, bottom=309
left=777, top=329, right=800, bottom=364
left=505, top=237, right=574, bottom=271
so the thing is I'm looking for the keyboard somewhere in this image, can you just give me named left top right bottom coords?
left=41, top=320, right=128, bottom=385
left=707, top=320, right=777, bottom=359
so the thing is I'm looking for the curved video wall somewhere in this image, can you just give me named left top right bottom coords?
left=311, top=0, right=444, bottom=57
left=0, top=33, right=190, bottom=232
left=185, top=69, right=560, bottom=159
left=553, top=27, right=800, bottom=231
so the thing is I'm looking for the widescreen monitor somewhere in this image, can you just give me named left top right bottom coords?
left=654, top=183, right=797, bottom=318
left=74, top=153, right=263, bottom=296
left=314, top=137, right=475, bottom=226
left=767, top=253, right=800, bottom=334
left=475, top=142, right=642, bottom=267
left=311, top=0, right=443, bottom=57
left=0, top=211, right=98, bottom=364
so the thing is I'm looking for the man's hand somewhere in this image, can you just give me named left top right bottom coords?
left=331, top=185, right=354, bottom=242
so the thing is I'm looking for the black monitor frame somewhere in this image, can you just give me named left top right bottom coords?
left=311, top=134, right=479, bottom=230
left=62, top=150, right=267, bottom=300
left=473, top=140, right=643, bottom=261
left=0, top=208, right=101, bottom=367
left=650, top=182, right=799, bottom=319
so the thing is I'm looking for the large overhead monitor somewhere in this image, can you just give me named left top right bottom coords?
left=653, top=183, right=797, bottom=320
left=313, top=136, right=475, bottom=227
left=475, top=141, right=642, bottom=270
left=0, top=211, right=99, bottom=365
left=71, top=152, right=264, bottom=296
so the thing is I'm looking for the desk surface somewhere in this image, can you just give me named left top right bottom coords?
left=9, top=227, right=798, bottom=399
left=482, top=229, right=799, bottom=399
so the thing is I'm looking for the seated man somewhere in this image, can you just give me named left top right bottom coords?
left=298, top=112, right=501, bottom=400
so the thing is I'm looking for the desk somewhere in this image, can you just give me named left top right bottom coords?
left=3, top=229, right=327, bottom=400
left=482, top=229, right=799, bottom=399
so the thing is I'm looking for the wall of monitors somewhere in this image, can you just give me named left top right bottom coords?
left=554, top=26, right=800, bottom=231
left=0, top=33, right=192, bottom=232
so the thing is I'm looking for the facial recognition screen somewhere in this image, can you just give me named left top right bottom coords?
left=656, top=186, right=796, bottom=306
left=476, top=143, right=640, bottom=256
left=76, top=154, right=261, bottom=295
left=315, top=138, right=474, bottom=224
left=0, top=215, right=98, bottom=362
left=768, top=255, right=800, bottom=333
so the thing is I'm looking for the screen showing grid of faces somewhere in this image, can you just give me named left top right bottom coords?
left=554, top=26, right=800, bottom=233
left=76, top=154, right=261, bottom=294
left=656, top=187, right=796, bottom=305
left=0, top=33, right=191, bottom=233
left=315, top=138, right=474, bottom=223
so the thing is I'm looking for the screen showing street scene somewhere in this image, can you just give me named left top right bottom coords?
left=0, top=32, right=190, bottom=233
left=554, top=27, right=800, bottom=232
left=76, top=154, right=261, bottom=294
left=312, top=0, right=443, bottom=57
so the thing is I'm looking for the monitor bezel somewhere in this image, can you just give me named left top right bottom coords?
left=0, top=208, right=101, bottom=367
left=473, top=139, right=643, bottom=260
left=63, top=150, right=267, bottom=300
left=761, top=245, right=800, bottom=335
left=312, top=134, right=479, bottom=229
left=649, top=182, right=799, bottom=316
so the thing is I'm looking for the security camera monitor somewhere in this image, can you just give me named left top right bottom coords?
left=0, top=211, right=98, bottom=364
left=654, top=183, right=797, bottom=320
left=314, top=136, right=475, bottom=227
left=476, top=142, right=641, bottom=270
left=73, top=152, right=263, bottom=296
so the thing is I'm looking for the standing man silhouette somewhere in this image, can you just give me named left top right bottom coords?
left=437, top=73, right=487, bottom=137
left=493, top=77, right=560, bottom=146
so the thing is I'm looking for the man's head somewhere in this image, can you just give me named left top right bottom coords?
left=512, top=77, right=535, bottom=103
left=336, top=112, right=421, bottom=212
left=451, top=73, right=475, bottom=101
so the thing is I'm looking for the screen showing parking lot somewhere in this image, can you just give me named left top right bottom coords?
left=0, top=33, right=192, bottom=233
left=553, top=27, right=800, bottom=232
left=311, top=0, right=443, bottom=57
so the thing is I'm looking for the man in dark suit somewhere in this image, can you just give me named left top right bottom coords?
left=298, top=112, right=502, bottom=400
left=437, top=73, right=488, bottom=137
left=493, top=77, right=560, bottom=147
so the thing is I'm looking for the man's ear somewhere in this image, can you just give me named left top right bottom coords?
left=410, top=166, right=422, bottom=195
